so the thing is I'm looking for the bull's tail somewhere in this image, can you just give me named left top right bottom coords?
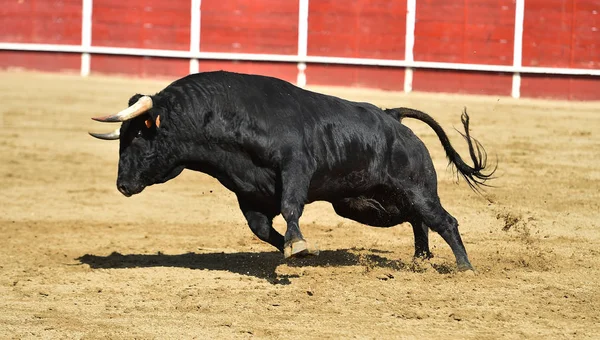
left=385, top=107, right=496, bottom=192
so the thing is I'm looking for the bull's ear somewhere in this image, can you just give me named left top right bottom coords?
left=144, top=116, right=161, bottom=128
left=145, top=107, right=163, bottom=129
left=128, top=93, right=145, bottom=106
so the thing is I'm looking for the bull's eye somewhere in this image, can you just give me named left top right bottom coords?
left=136, top=130, right=143, bottom=138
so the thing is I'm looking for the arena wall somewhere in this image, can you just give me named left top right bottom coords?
left=0, top=0, right=599, bottom=100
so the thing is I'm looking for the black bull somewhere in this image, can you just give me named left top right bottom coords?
left=90, top=71, right=495, bottom=271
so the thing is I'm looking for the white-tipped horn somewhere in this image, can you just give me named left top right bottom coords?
left=89, top=128, right=120, bottom=140
left=91, top=95, right=153, bottom=122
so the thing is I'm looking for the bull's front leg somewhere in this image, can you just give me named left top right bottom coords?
left=238, top=197, right=284, bottom=252
left=280, top=162, right=319, bottom=259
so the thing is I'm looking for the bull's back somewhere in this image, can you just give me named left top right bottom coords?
left=177, top=71, right=432, bottom=199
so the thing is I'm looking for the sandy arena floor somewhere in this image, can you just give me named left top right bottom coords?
left=0, top=71, right=599, bottom=339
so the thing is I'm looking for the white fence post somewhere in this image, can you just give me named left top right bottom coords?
left=297, top=0, right=309, bottom=87
left=512, top=0, right=525, bottom=98
left=404, top=0, right=416, bottom=93
left=190, top=0, right=201, bottom=74
left=81, top=0, right=93, bottom=76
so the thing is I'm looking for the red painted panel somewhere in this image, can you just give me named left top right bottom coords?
left=92, top=0, right=190, bottom=50
left=414, top=0, right=515, bottom=65
left=412, top=69, right=512, bottom=96
left=200, top=0, right=299, bottom=54
left=91, top=55, right=189, bottom=78
left=308, top=0, right=406, bottom=59
left=0, top=0, right=82, bottom=44
left=522, top=0, right=600, bottom=69
left=305, top=64, right=405, bottom=91
left=522, top=0, right=574, bottom=68
left=198, top=61, right=298, bottom=84
left=0, top=51, right=80, bottom=72
left=566, top=0, right=599, bottom=69
left=521, top=74, right=600, bottom=100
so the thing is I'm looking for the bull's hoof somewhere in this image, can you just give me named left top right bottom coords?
left=413, top=251, right=433, bottom=260
left=283, top=240, right=319, bottom=259
left=457, top=262, right=475, bottom=273
left=457, top=269, right=477, bottom=277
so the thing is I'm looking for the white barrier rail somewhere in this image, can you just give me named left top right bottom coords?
left=2, top=42, right=599, bottom=77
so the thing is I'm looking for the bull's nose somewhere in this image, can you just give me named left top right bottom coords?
left=117, top=184, right=132, bottom=197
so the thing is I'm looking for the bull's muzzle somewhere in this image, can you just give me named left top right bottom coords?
left=116, top=182, right=144, bottom=197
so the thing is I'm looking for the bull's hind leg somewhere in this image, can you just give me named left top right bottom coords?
left=407, top=191, right=473, bottom=271
left=238, top=198, right=284, bottom=252
left=409, top=218, right=433, bottom=259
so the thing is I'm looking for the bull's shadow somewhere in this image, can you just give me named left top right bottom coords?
left=77, top=249, right=410, bottom=284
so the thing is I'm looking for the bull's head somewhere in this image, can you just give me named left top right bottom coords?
left=90, top=94, right=184, bottom=197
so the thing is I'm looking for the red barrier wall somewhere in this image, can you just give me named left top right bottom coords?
left=307, top=0, right=406, bottom=90
left=1, top=0, right=82, bottom=44
left=198, top=0, right=300, bottom=82
left=0, top=0, right=598, bottom=100
left=91, top=0, right=191, bottom=77
left=520, top=0, right=600, bottom=100
left=0, top=0, right=82, bottom=72
left=200, top=0, right=299, bottom=54
left=412, top=0, right=515, bottom=95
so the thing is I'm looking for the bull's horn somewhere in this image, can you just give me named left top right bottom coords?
left=89, top=128, right=120, bottom=140
left=91, top=95, right=153, bottom=122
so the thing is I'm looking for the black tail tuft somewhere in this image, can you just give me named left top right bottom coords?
left=386, top=106, right=497, bottom=193
left=452, top=108, right=497, bottom=192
